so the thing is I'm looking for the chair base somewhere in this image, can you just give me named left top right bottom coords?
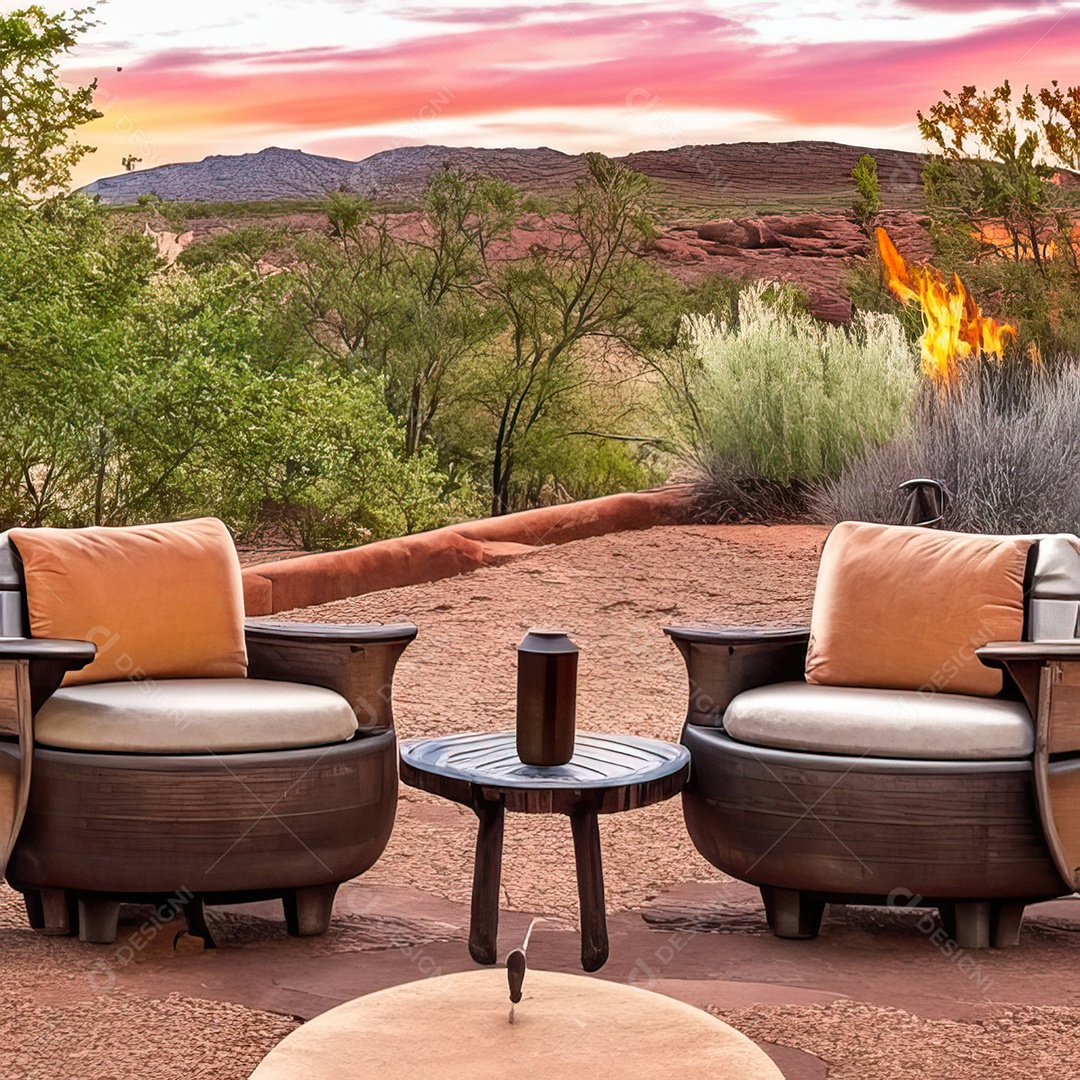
left=16, top=883, right=345, bottom=944
left=760, top=885, right=825, bottom=940
left=5, top=732, right=397, bottom=943
left=683, top=725, right=1069, bottom=948
left=758, top=887, right=1030, bottom=948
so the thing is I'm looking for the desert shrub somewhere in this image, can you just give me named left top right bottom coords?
left=815, top=357, right=1080, bottom=534
left=176, top=224, right=290, bottom=272
left=669, top=283, right=918, bottom=521
left=851, top=154, right=881, bottom=231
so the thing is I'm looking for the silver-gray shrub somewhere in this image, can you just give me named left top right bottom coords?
left=815, top=357, right=1080, bottom=533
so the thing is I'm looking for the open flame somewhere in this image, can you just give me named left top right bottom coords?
left=875, top=228, right=1017, bottom=386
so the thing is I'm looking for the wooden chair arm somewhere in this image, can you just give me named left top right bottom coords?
left=0, top=639, right=95, bottom=874
left=0, top=639, right=97, bottom=715
left=244, top=620, right=418, bottom=734
left=979, top=642, right=1080, bottom=891
left=663, top=625, right=810, bottom=727
left=977, top=641, right=1080, bottom=718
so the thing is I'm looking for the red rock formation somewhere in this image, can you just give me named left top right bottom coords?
left=649, top=210, right=934, bottom=323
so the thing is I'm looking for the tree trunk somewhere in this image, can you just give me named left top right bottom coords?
left=404, top=383, right=422, bottom=458
left=93, top=427, right=109, bottom=526
left=491, top=403, right=512, bottom=517
left=491, top=451, right=510, bottom=517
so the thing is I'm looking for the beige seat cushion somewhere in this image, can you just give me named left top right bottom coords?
left=34, top=679, right=358, bottom=754
left=724, top=681, right=1033, bottom=761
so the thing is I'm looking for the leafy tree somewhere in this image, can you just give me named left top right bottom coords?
left=918, top=80, right=1080, bottom=271
left=474, top=153, right=661, bottom=515
left=176, top=223, right=290, bottom=273
left=325, top=190, right=367, bottom=239
left=288, top=159, right=673, bottom=518
left=0, top=5, right=101, bottom=198
left=295, top=171, right=513, bottom=457
left=850, top=154, right=881, bottom=232
left=0, top=196, right=468, bottom=543
left=246, top=371, right=480, bottom=549
left=0, top=196, right=158, bottom=526
left=1038, top=81, right=1080, bottom=172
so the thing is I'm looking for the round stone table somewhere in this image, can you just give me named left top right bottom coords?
left=249, top=969, right=785, bottom=1079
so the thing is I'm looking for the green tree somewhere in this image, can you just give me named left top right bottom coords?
left=0, top=196, right=469, bottom=543
left=0, top=196, right=159, bottom=527
left=290, top=159, right=673, bottom=518
left=850, top=154, right=881, bottom=232
left=918, top=80, right=1080, bottom=271
left=295, top=171, right=514, bottom=457
left=474, top=153, right=661, bottom=515
left=0, top=5, right=101, bottom=198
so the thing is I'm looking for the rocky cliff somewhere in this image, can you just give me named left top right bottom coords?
left=651, top=210, right=933, bottom=322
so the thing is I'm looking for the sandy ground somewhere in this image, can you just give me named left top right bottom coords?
left=296, top=524, right=826, bottom=920
left=7, top=523, right=1080, bottom=1079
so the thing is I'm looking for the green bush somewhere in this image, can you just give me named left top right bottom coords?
left=851, top=154, right=881, bottom=231
left=241, top=369, right=482, bottom=551
left=0, top=196, right=473, bottom=546
left=670, top=283, right=918, bottom=519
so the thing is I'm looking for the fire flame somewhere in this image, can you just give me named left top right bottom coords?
left=876, top=228, right=1017, bottom=386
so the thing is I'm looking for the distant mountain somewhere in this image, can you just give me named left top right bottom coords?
left=347, top=144, right=587, bottom=201
left=79, top=141, right=928, bottom=212
left=620, top=141, right=926, bottom=213
left=79, top=146, right=356, bottom=204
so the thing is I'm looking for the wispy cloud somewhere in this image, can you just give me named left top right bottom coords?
left=900, top=0, right=1063, bottom=11
left=65, top=1, right=1080, bottom=186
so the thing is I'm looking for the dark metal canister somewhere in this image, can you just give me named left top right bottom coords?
left=515, top=630, right=578, bottom=766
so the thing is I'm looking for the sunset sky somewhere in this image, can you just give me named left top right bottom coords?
left=58, top=0, right=1080, bottom=188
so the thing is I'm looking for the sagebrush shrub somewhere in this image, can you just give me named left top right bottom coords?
left=673, top=283, right=918, bottom=520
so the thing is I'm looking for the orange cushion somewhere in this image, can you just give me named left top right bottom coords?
left=9, top=518, right=247, bottom=687
left=804, top=521, right=1033, bottom=697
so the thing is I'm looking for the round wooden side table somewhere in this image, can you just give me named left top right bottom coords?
left=399, top=731, right=690, bottom=971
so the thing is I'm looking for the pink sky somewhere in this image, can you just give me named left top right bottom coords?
left=62, top=0, right=1080, bottom=187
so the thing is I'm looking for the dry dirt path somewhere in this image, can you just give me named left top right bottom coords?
left=291, top=524, right=825, bottom=920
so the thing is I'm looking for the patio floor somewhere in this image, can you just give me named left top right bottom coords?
left=5, top=524, right=1080, bottom=1078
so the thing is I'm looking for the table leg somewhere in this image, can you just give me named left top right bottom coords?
left=469, top=797, right=505, bottom=965
left=570, top=809, right=608, bottom=972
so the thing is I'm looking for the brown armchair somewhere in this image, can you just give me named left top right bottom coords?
left=667, top=523, right=1080, bottom=949
left=0, top=523, right=416, bottom=945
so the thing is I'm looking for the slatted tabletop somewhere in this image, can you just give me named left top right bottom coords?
left=400, top=731, right=690, bottom=815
